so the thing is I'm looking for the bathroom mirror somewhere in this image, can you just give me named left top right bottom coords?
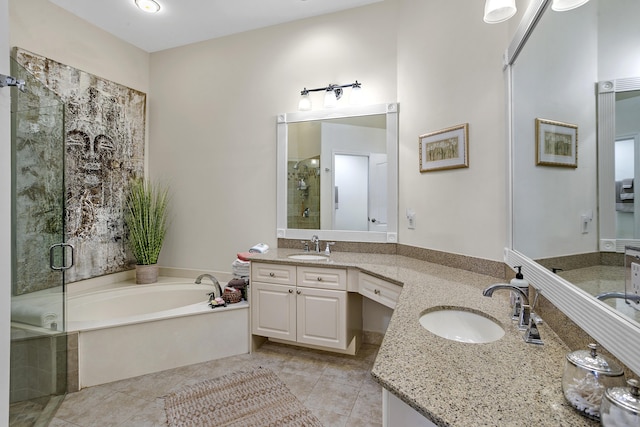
left=276, top=103, right=398, bottom=243
left=508, top=0, right=640, bottom=375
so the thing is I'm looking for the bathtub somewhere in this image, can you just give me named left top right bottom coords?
left=67, top=279, right=249, bottom=389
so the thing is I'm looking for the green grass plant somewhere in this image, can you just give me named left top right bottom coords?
left=124, top=178, right=169, bottom=265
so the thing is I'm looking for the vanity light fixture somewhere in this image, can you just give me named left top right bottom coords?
left=483, top=0, right=590, bottom=23
left=483, top=0, right=517, bottom=24
left=298, top=81, right=362, bottom=111
left=551, top=0, right=589, bottom=11
left=135, top=0, right=161, bottom=13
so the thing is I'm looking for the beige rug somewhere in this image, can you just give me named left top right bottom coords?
left=163, top=367, right=323, bottom=427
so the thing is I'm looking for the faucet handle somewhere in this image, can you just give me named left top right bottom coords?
left=524, top=316, right=544, bottom=345
left=324, top=242, right=335, bottom=254
left=300, top=241, right=310, bottom=252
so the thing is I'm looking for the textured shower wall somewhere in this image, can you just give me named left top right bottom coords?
left=14, top=48, right=146, bottom=292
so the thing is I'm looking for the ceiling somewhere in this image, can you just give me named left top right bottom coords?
left=49, top=0, right=383, bottom=53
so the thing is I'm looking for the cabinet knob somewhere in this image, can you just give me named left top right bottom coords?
left=269, top=272, right=275, bottom=277
left=297, top=290, right=301, bottom=295
left=288, top=289, right=293, bottom=293
left=374, top=289, right=380, bottom=295
left=317, top=277, right=323, bottom=281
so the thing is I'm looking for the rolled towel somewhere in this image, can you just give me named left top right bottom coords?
left=11, top=305, right=59, bottom=329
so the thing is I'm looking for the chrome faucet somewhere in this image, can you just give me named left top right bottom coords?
left=310, top=235, right=320, bottom=253
left=195, top=274, right=222, bottom=298
left=596, top=291, right=640, bottom=303
left=482, top=284, right=543, bottom=345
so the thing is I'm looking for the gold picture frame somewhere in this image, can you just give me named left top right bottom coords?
left=535, top=118, right=578, bottom=168
left=419, top=123, right=469, bottom=172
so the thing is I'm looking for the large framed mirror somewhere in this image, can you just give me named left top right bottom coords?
left=507, top=0, right=640, bottom=375
left=276, top=103, right=398, bottom=243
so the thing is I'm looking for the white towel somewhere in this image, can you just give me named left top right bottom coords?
left=621, top=192, right=635, bottom=200
left=11, top=305, right=59, bottom=329
left=249, top=243, right=269, bottom=253
left=623, top=178, right=634, bottom=189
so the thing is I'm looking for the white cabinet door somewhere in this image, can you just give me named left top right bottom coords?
left=296, top=287, right=346, bottom=349
left=251, top=282, right=296, bottom=342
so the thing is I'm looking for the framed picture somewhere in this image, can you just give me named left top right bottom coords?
left=419, top=123, right=469, bottom=172
left=535, top=118, right=578, bottom=168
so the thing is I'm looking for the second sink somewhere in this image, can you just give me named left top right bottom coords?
left=419, top=308, right=504, bottom=343
left=287, top=253, right=329, bottom=261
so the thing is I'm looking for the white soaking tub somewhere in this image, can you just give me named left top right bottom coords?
left=66, top=279, right=249, bottom=389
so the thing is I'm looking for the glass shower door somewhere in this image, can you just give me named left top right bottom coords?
left=9, top=58, right=68, bottom=426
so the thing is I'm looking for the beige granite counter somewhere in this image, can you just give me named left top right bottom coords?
left=249, top=249, right=597, bottom=426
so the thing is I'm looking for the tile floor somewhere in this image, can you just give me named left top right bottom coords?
left=47, top=342, right=382, bottom=426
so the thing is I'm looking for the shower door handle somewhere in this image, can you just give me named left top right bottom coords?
left=49, top=243, right=75, bottom=271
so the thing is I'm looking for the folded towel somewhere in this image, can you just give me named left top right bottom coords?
left=237, top=251, right=255, bottom=261
left=249, top=243, right=269, bottom=253
left=623, top=178, right=634, bottom=189
left=621, top=192, right=635, bottom=200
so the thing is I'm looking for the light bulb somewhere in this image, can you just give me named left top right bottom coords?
left=483, top=0, right=516, bottom=24
left=135, top=0, right=161, bottom=13
left=350, top=84, right=363, bottom=105
left=298, top=93, right=312, bottom=111
left=551, top=0, right=590, bottom=11
left=324, top=89, right=338, bottom=108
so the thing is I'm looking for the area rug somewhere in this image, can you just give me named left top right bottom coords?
left=163, top=367, right=323, bottom=427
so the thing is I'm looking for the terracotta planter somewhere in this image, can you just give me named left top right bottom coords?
left=136, top=264, right=159, bottom=284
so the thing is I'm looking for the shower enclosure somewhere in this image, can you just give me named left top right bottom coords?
left=9, top=58, right=69, bottom=426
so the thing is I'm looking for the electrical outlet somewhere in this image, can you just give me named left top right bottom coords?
left=632, top=262, right=640, bottom=295
left=406, top=209, right=416, bottom=229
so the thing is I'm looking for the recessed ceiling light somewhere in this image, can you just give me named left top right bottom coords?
left=135, top=0, right=161, bottom=13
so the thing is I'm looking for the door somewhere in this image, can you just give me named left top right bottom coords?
left=296, top=287, right=346, bottom=349
left=10, top=58, right=69, bottom=423
left=251, top=282, right=297, bottom=341
left=369, top=153, right=388, bottom=232
left=333, top=153, right=369, bottom=231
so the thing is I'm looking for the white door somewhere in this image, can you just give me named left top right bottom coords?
left=369, top=153, right=388, bottom=231
left=333, top=153, right=369, bottom=231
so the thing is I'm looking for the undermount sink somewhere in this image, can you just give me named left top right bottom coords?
left=419, top=308, right=504, bottom=344
left=287, top=253, right=329, bottom=261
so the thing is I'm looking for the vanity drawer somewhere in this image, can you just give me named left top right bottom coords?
left=358, top=272, right=401, bottom=309
left=297, top=266, right=347, bottom=291
left=251, top=263, right=296, bottom=285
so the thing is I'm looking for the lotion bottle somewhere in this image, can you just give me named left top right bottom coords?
left=510, top=266, right=529, bottom=319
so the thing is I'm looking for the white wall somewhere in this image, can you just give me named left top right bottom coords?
left=1, top=0, right=11, bottom=421
left=396, top=0, right=509, bottom=261
left=149, top=2, right=399, bottom=271
left=511, top=2, right=598, bottom=259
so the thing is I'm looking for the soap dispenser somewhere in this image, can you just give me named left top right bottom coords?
left=510, top=266, right=529, bottom=320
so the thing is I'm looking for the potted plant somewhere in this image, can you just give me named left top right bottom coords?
left=124, top=177, right=170, bottom=284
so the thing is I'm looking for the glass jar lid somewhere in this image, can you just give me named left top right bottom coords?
left=604, top=379, right=640, bottom=413
left=565, top=344, right=624, bottom=376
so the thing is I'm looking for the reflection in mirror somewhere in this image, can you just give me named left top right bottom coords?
left=286, top=115, right=387, bottom=231
left=613, top=91, right=640, bottom=239
left=508, top=0, right=640, bottom=375
left=276, top=104, right=398, bottom=243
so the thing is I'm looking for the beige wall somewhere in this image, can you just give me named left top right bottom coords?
left=9, top=0, right=149, bottom=94
left=397, top=0, right=508, bottom=261
left=1, top=0, right=11, bottom=420
left=149, top=1, right=400, bottom=270
left=7, top=0, right=511, bottom=274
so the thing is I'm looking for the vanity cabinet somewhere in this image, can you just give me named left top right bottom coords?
left=358, top=272, right=401, bottom=309
left=251, top=262, right=361, bottom=354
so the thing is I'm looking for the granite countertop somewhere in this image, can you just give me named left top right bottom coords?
left=249, top=249, right=597, bottom=426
